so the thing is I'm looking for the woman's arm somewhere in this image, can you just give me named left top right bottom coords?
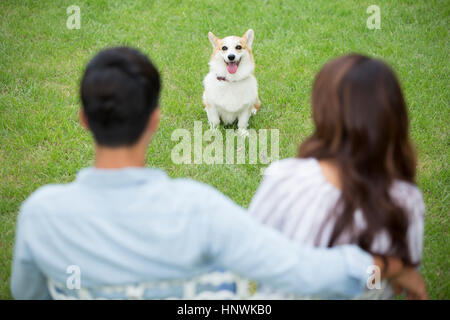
left=373, top=255, right=427, bottom=299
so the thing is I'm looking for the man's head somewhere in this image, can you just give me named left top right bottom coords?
left=80, top=47, right=161, bottom=147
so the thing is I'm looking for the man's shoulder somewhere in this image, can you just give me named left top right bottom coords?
left=20, top=182, right=76, bottom=216
left=171, top=177, right=226, bottom=199
left=170, top=177, right=242, bottom=211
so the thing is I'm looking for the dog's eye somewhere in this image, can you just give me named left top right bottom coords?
left=221, top=46, right=228, bottom=51
left=236, top=45, right=242, bottom=50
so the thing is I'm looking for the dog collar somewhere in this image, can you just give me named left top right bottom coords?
left=216, top=75, right=250, bottom=83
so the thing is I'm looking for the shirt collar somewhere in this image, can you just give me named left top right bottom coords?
left=75, top=167, right=167, bottom=187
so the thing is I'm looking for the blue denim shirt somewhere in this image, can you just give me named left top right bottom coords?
left=11, top=167, right=373, bottom=299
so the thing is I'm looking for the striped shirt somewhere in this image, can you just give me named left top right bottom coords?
left=249, top=158, right=425, bottom=299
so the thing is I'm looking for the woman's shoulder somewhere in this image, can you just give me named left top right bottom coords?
left=390, top=180, right=425, bottom=220
left=264, top=157, right=321, bottom=178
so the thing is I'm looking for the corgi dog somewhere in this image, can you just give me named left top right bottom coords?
left=202, top=29, right=260, bottom=135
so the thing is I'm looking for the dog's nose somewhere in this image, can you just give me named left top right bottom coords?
left=228, top=54, right=235, bottom=61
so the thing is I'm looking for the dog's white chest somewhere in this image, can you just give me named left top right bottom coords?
left=204, top=74, right=257, bottom=113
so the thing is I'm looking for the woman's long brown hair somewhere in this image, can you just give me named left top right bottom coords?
left=298, top=54, right=417, bottom=265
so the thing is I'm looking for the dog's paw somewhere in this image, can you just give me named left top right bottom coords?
left=251, top=108, right=258, bottom=115
left=237, top=128, right=249, bottom=137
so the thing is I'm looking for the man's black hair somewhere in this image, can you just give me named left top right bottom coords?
left=80, top=47, right=161, bottom=147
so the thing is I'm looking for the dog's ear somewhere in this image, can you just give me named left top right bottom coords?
left=208, top=32, right=218, bottom=48
left=243, top=29, right=254, bottom=49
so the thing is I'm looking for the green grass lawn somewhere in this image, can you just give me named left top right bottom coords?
left=0, top=0, right=448, bottom=299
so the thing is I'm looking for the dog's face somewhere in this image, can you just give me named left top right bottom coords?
left=207, top=29, right=255, bottom=80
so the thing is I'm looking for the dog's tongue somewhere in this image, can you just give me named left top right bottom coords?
left=227, top=62, right=238, bottom=74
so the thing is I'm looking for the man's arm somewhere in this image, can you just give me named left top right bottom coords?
left=11, top=208, right=51, bottom=299
left=203, top=195, right=373, bottom=299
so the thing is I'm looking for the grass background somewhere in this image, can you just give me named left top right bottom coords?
left=0, top=0, right=448, bottom=299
